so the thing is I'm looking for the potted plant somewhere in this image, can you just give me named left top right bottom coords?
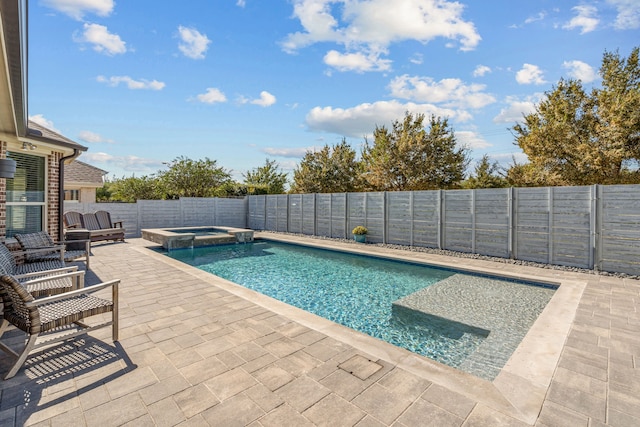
left=352, top=226, right=368, bottom=243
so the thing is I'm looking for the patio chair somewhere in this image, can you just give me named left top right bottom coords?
left=0, top=244, right=79, bottom=297
left=13, top=231, right=91, bottom=270
left=63, top=211, right=83, bottom=229
left=0, top=274, right=119, bottom=379
left=79, top=212, right=126, bottom=243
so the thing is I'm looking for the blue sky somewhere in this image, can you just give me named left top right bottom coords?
left=28, top=0, right=640, bottom=181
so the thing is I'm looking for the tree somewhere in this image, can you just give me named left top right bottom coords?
left=243, top=159, right=288, bottom=194
left=361, top=112, right=469, bottom=191
left=510, top=47, right=640, bottom=185
left=291, top=140, right=363, bottom=193
left=109, top=176, right=162, bottom=202
left=462, top=155, right=508, bottom=189
left=157, top=156, right=232, bottom=198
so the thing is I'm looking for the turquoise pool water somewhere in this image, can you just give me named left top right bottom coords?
left=166, top=241, right=553, bottom=379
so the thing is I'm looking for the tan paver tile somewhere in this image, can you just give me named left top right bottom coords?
left=339, top=355, right=383, bottom=381
left=77, top=384, right=111, bottom=411
left=173, top=383, right=219, bottom=418
left=105, top=366, right=158, bottom=399
left=352, top=383, right=412, bottom=425
left=258, top=403, right=315, bottom=427
left=244, top=384, right=284, bottom=412
left=303, top=393, right=366, bottom=427
left=378, top=368, right=430, bottom=401
left=204, top=368, right=258, bottom=401
left=178, top=357, right=228, bottom=385
left=253, top=365, right=295, bottom=391
left=420, top=383, right=475, bottom=419
left=546, top=382, right=606, bottom=422
left=147, top=396, right=187, bottom=427
left=607, top=408, right=640, bottom=427
left=275, top=350, right=323, bottom=376
left=121, top=414, right=156, bottom=427
left=275, top=376, right=331, bottom=412
left=398, top=399, right=464, bottom=427
left=354, top=415, right=387, bottom=427
left=463, top=404, right=530, bottom=427
left=319, top=368, right=371, bottom=401
left=535, top=401, right=588, bottom=427
left=48, top=406, right=85, bottom=427
left=200, top=393, right=265, bottom=427
left=263, top=337, right=305, bottom=358
left=84, top=394, right=147, bottom=427
left=138, top=374, right=191, bottom=405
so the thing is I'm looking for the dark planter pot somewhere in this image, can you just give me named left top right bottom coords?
left=353, top=234, right=366, bottom=243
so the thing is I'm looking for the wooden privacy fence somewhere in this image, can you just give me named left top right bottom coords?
left=64, top=197, right=247, bottom=238
left=248, top=185, right=640, bottom=275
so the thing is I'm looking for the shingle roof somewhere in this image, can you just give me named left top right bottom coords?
left=27, top=120, right=87, bottom=151
left=64, top=160, right=107, bottom=185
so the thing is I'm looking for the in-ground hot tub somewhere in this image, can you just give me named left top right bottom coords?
left=141, top=226, right=254, bottom=251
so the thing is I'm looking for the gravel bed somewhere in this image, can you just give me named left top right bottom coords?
left=261, top=231, right=639, bottom=280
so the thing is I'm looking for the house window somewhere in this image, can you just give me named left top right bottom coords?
left=64, top=189, right=79, bottom=201
left=6, top=151, right=46, bottom=237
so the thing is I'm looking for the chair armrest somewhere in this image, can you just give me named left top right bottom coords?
left=21, top=270, right=85, bottom=290
left=27, top=279, right=120, bottom=306
left=66, top=222, right=81, bottom=229
left=15, top=266, right=78, bottom=280
left=113, top=221, right=124, bottom=228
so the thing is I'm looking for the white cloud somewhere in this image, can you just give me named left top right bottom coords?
left=388, top=75, right=496, bottom=109
left=607, top=0, right=640, bottom=29
left=41, top=0, right=114, bottom=20
left=261, top=147, right=317, bottom=158
left=493, top=96, right=540, bottom=124
left=75, top=23, right=126, bottom=55
left=563, top=5, right=599, bottom=34
left=473, top=65, right=491, bottom=77
left=515, top=63, right=546, bottom=85
left=562, top=60, right=597, bottom=83
left=282, top=0, right=480, bottom=72
left=80, top=152, right=164, bottom=174
left=251, top=91, right=277, bottom=107
left=456, top=130, right=491, bottom=149
left=195, top=88, right=227, bottom=104
left=97, top=75, right=165, bottom=90
left=28, top=114, right=61, bottom=133
left=78, top=130, right=114, bottom=143
left=177, top=26, right=211, bottom=59
left=409, top=53, right=424, bottom=65
left=305, top=100, right=467, bottom=138
left=323, top=50, right=392, bottom=72
left=237, top=0, right=246, bottom=7
left=524, top=11, right=547, bottom=25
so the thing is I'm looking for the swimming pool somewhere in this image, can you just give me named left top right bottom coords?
left=166, top=240, right=556, bottom=380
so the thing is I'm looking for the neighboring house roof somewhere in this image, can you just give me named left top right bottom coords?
left=65, top=160, right=108, bottom=187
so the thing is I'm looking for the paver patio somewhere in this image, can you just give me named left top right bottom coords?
left=0, top=234, right=638, bottom=426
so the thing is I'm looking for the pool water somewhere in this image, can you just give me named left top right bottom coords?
left=167, top=241, right=552, bottom=379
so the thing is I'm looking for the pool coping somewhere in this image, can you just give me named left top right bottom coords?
left=138, top=232, right=587, bottom=424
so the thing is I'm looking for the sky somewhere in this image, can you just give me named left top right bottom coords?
left=27, top=0, right=640, bottom=182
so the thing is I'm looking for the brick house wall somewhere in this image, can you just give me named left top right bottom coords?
left=0, top=141, right=6, bottom=237
left=48, top=151, right=63, bottom=239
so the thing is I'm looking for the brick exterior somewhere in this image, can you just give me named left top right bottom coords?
left=48, top=151, right=63, bottom=239
left=0, top=141, right=6, bottom=238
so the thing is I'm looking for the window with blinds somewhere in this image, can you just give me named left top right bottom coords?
left=6, top=151, right=46, bottom=237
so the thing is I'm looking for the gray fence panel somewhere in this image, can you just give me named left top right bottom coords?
left=387, top=192, right=412, bottom=245
left=248, top=195, right=266, bottom=230
left=599, top=185, right=640, bottom=274
left=474, top=189, right=510, bottom=258
left=443, top=190, right=473, bottom=253
left=214, top=198, right=247, bottom=228
left=550, top=187, right=592, bottom=268
left=412, top=191, right=440, bottom=248
left=302, top=194, right=315, bottom=235
left=138, top=200, right=182, bottom=230
left=276, top=195, right=289, bottom=232
left=181, top=198, right=215, bottom=226
left=265, top=196, right=278, bottom=231
left=365, top=192, right=385, bottom=243
left=347, top=193, right=366, bottom=240
left=288, top=194, right=303, bottom=234
left=514, top=188, right=551, bottom=264
left=331, top=193, right=347, bottom=238
left=316, top=194, right=332, bottom=237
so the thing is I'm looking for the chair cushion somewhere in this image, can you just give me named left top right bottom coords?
left=14, top=232, right=58, bottom=261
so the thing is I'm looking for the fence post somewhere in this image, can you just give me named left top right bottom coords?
left=410, top=191, right=414, bottom=246
left=471, top=189, right=476, bottom=254
left=508, top=187, right=515, bottom=259
left=594, top=184, right=602, bottom=271
left=438, top=189, right=444, bottom=249
left=548, top=187, right=554, bottom=265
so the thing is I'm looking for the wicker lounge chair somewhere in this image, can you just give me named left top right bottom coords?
left=0, top=273, right=119, bottom=379
left=14, top=231, right=91, bottom=270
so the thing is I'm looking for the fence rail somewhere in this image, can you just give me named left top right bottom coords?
left=247, top=185, right=640, bottom=276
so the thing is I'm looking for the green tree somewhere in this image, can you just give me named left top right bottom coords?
left=96, top=180, right=112, bottom=202
left=291, top=139, right=363, bottom=193
left=462, top=155, right=509, bottom=189
left=510, top=47, right=640, bottom=185
left=157, top=156, right=232, bottom=198
left=243, top=159, right=288, bottom=194
left=361, top=112, right=469, bottom=191
left=109, top=176, right=162, bottom=202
